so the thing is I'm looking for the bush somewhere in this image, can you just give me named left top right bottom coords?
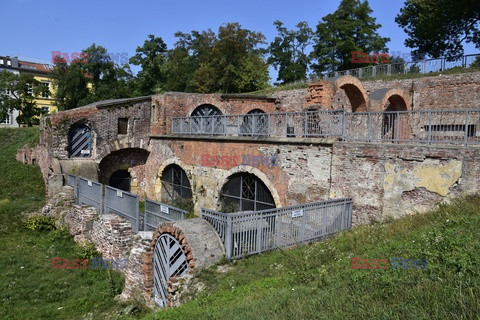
left=24, top=215, right=56, bottom=231
left=172, top=197, right=195, bottom=218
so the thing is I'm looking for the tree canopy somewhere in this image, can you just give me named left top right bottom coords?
left=311, top=0, right=390, bottom=73
left=396, top=0, right=480, bottom=59
left=268, top=20, right=313, bottom=85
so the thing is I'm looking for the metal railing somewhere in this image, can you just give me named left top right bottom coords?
left=144, top=199, right=187, bottom=231
left=172, top=110, right=345, bottom=138
left=104, top=185, right=140, bottom=233
left=66, top=175, right=187, bottom=233
left=202, top=198, right=353, bottom=260
left=315, top=53, right=480, bottom=81
left=172, top=109, right=480, bottom=146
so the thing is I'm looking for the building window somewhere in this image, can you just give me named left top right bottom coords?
left=26, top=83, right=33, bottom=96
left=41, top=82, right=50, bottom=98
left=160, top=164, right=193, bottom=203
left=0, top=59, right=3, bottom=65
left=7, top=60, right=11, bottom=66
left=118, top=118, right=128, bottom=134
left=221, top=173, right=275, bottom=212
left=41, top=106, right=49, bottom=115
left=2, top=113, right=11, bottom=124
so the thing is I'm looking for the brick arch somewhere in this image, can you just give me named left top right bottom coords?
left=189, top=103, right=223, bottom=117
left=215, top=166, right=281, bottom=211
left=96, top=137, right=148, bottom=161
left=154, top=159, right=194, bottom=203
left=334, top=75, right=369, bottom=112
left=142, top=223, right=196, bottom=306
left=98, top=148, right=150, bottom=194
left=384, top=89, right=411, bottom=112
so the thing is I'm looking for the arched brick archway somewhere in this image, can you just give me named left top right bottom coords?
left=216, top=166, right=281, bottom=211
left=98, top=148, right=150, bottom=195
left=369, top=88, right=412, bottom=141
left=334, top=75, right=369, bottom=112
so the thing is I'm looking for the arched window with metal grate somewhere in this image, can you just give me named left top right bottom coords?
left=190, top=104, right=224, bottom=134
left=241, top=109, right=268, bottom=136
left=160, top=164, right=193, bottom=203
left=221, top=173, right=275, bottom=212
left=68, top=124, right=91, bottom=158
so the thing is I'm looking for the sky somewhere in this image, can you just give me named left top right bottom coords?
left=1, top=0, right=477, bottom=78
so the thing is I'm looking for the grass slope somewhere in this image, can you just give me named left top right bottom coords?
left=144, top=196, right=480, bottom=320
left=0, top=128, right=127, bottom=320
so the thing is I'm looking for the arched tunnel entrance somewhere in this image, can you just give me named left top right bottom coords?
left=99, top=148, right=150, bottom=194
left=109, top=169, right=131, bottom=192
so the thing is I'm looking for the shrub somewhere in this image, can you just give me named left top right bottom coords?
left=24, top=215, right=56, bottom=231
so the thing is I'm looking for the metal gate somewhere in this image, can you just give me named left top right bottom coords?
left=68, top=125, right=91, bottom=158
left=153, top=233, right=189, bottom=308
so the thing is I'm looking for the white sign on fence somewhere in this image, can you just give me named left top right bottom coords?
left=117, top=190, right=123, bottom=198
left=291, top=209, right=304, bottom=218
left=80, top=149, right=90, bottom=155
left=160, top=205, right=169, bottom=214
left=87, top=180, right=92, bottom=186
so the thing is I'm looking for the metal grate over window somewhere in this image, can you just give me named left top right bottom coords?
left=221, top=173, right=275, bottom=212
left=68, top=124, right=91, bottom=158
left=160, top=164, right=193, bottom=203
left=190, top=104, right=223, bottom=134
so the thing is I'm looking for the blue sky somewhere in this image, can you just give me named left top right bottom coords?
left=1, top=0, right=476, bottom=77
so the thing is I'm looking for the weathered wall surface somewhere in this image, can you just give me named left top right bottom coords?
left=330, top=143, right=480, bottom=225
left=150, top=93, right=278, bottom=135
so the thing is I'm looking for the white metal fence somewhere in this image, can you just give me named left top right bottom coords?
left=313, top=53, right=480, bottom=81
left=77, top=177, right=103, bottom=213
left=202, top=198, right=353, bottom=260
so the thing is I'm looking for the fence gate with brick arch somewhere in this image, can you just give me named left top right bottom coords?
left=154, top=233, right=189, bottom=308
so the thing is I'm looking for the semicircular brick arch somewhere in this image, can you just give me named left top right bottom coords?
left=368, top=88, right=411, bottom=112
left=334, top=75, right=369, bottom=112
left=368, top=88, right=412, bottom=141
left=215, top=166, right=282, bottom=211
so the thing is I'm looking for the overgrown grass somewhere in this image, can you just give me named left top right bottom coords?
left=142, top=195, right=480, bottom=319
left=0, top=128, right=131, bottom=320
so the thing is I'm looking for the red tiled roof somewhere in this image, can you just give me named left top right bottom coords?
left=18, top=60, right=54, bottom=73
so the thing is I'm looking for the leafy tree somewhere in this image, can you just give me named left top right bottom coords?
left=0, top=71, right=42, bottom=126
left=129, top=35, right=168, bottom=95
left=311, top=0, right=390, bottom=73
left=52, top=57, right=90, bottom=110
left=192, top=22, right=269, bottom=93
left=53, top=44, right=133, bottom=110
left=396, top=0, right=480, bottom=60
left=268, top=20, right=313, bottom=84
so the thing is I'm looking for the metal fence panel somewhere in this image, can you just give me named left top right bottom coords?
left=77, top=177, right=103, bottom=213
left=104, top=185, right=140, bottom=232
left=67, top=174, right=78, bottom=199
left=144, top=199, right=187, bottom=231
left=202, top=198, right=353, bottom=260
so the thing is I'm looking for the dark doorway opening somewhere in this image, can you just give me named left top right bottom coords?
left=109, top=170, right=131, bottom=192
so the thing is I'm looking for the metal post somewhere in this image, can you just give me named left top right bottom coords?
left=464, top=110, right=470, bottom=146
left=367, top=112, right=371, bottom=142
left=225, top=215, right=233, bottom=260
left=267, top=114, right=271, bottom=137
left=304, top=112, right=308, bottom=136
left=276, top=214, right=282, bottom=248
left=427, top=111, right=432, bottom=144
left=256, top=218, right=262, bottom=253
left=134, top=199, right=140, bottom=232
left=285, top=113, right=288, bottom=137
left=395, top=111, right=400, bottom=143
left=299, top=209, right=306, bottom=242
left=372, top=66, right=376, bottom=77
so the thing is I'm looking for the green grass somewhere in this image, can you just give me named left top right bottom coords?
left=141, top=196, right=480, bottom=320
left=2, top=128, right=480, bottom=319
left=0, top=128, right=132, bottom=320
